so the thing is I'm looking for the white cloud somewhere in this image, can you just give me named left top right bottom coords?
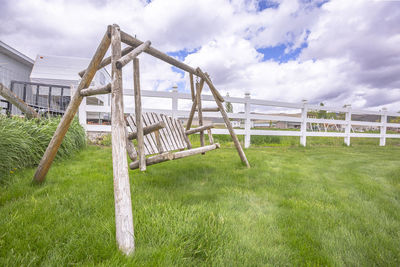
left=0, top=0, right=399, bottom=112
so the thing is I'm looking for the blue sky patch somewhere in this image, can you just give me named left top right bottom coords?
left=257, top=42, right=308, bottom=63
left=167, top=50, right=189, bottom=61
left=257, top=0, right=280, bottom=11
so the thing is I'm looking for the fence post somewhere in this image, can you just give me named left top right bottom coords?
left=171, top=85, right=178, bottom=118
left=380, top=108, right=387, bottom=146
left=76, top=85, right=87, bottom=131
left=300, top=100, right=308, bottom=146
left=344, top=104, right=351, bottom=146
left=244, top=92, right=251, bottom=148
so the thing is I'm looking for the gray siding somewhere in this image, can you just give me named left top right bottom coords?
left=0, top=52, right=32, bottom=88
left=0, top=52, right=33, bottom=114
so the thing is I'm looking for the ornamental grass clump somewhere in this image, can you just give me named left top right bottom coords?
left=0, top=115, right=86, bottom=178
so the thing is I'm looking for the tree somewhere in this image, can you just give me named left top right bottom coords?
left=317, top=102, right=327, bottom=119
left=225, top=93, right=233, bottom=113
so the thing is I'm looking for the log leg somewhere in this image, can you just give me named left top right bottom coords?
left=200, top=69, right=250, bottom=168
left=125, top=128, right=137, bottom=161
left=207, top=128, right=214, bottom=144
left=189, top=73, right=195, bottom=102
left=133, top=58, right=146, bottom=171
left=111, top=24, right=135, bottom=255
left=196, top=81, right=205, bottom=153
left=186, top=79, right=205, bottom=131
left=33, top=27, right=111, bottom=183
left=186, top=97, right=197, bottom=131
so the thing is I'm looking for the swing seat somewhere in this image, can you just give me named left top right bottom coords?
left=126, top=112, right=219, bottom=170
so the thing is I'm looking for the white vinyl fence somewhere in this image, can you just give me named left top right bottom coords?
left=78, top=88, right=400, bottom=148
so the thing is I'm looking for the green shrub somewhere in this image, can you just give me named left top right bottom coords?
left=0, top=115, right=86, bottom=178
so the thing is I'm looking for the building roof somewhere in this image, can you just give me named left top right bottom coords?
left=30, top=54, right=110, bottom=87
left=0, top=41, right=34, bottom=66
left=30, top=54, right=91, bottom=82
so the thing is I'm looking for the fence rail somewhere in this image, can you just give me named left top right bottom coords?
left=78, top=88, right=400, bottom=147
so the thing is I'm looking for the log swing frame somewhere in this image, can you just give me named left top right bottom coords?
left=32, top=24, right=250, bottom=255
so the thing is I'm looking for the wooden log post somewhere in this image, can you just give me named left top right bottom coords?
left=33, top=27, right=111, bottom=183
left=126, top=129, right=138, bottom=161
left=207, top=129, right=214, bottom=144
left=197, top=68, right=250, bottom=168
left=189, top=73, right=195, bottom=102
left=0, top=83, right=39, bottom=119
left=133, top=58, right=146, bottom=171
left=110, top=24, right=135, bottom=256
left=196, top=81, right=205, bottom=151
left=186, top=79, right=205, bottom=130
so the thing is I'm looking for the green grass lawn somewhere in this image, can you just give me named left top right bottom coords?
left=1, top=144, right=400, bottom=266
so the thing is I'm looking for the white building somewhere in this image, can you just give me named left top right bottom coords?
left=30, top=54, right=111, bottom=106
left=28, top=54, right=111, bottom=121
left=0, top=41, right=34, bottom=113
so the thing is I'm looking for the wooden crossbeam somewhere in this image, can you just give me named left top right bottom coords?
left=0, top=83, right=39, bottom=119
left=127, top=121, right=166, bottom=140
left=195, top=107, right=219, bottom=112
left=185, top=124, right=214, bottom=135
left=120, top=30, right=199, bottom=76
left=78, top=45, right=135, bottom=77
left=80, top=83, right=111, bottom=96
left=129, top=143, right=220, bottom=170
left=116, top=41, right=151, bottom=69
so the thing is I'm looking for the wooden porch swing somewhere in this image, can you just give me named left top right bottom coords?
left=32, top=24, right=250, bottom=255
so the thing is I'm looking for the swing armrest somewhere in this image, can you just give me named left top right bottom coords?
left=185, top=124, right=214, bottom=135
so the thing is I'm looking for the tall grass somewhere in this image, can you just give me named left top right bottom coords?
left=0, top=115, right=86, bottom=178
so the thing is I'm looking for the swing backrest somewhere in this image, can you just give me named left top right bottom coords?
left=126, top=112, right=188, bottom=155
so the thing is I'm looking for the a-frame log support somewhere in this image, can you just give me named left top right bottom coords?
left=32, top=27, right=111, bottom=183
left=197, top=68, right=250, bottom=168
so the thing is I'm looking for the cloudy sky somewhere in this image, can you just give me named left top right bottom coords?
left=1, top=0, right=399, bottom=111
